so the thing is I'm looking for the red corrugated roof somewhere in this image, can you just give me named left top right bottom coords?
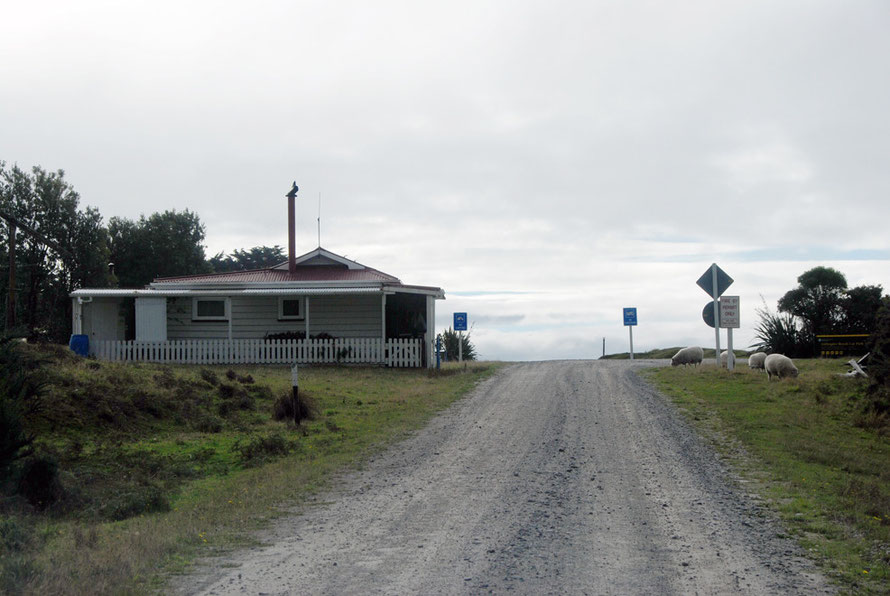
left=153, top=265, right=400, bottom=285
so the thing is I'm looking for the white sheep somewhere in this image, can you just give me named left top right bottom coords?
left=720, top=350, right=728, bottom=368
left=764, top=354, right=799, bottom=380
left=671, top=346, right=704, bottom=367
left=748, top=351, right=767, bottom=370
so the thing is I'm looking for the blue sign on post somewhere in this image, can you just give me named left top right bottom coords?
left=454, top=312, right=468, bottom=331
left=623, top=307, right=638, bottom=326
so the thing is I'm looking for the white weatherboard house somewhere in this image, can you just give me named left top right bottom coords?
left=72, top=184, right=443, bottom=367
left=70, top=247, right=444, bottom=368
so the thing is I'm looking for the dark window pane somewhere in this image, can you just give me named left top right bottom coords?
left=197, top=300, right=226, bottom=318
left=282, top=299, right=300, bottom=317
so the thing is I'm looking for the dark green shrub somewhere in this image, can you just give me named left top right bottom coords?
left=272, top=390, right=316, bottom=424
left=218, top=383, right=241, bottom=399
left=18, top=455, right=64, bottom=510
left=441, top=327, right=477, bottom=361
left=217, top=400, right=236, bottom=418
left=232, top=433, right=293, bottom=466
left=866, top=296, right=890, bottom=415
left=0, top=336, right=43, bottom=476
left=192, top=412, right=224, bottom=433
left=751, top=303, right=814, bottom=357
left=99, top=483, right=170, bottom=520
left=237, top=394, right=255, bottom=411
left=153, top=367, right=177, bottom=389
left=199, top=368, right=219, bottom=386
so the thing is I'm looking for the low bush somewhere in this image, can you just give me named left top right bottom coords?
left=199, top=368, right=219, bottom=386
left=231, top=433, right=294, bottom=466
left=191, top=412, right=224, bottom=433
left=17, top=454, right=64, bottom=510
left=99, top=483, right=171, bottom=521
left=272, top=390, right=316, bottom=424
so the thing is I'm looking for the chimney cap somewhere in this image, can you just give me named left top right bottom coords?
left=286, top=181, right=299, bottom=199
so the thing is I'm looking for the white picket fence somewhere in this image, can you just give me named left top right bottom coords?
left=90, top=338, right=423, bottom=367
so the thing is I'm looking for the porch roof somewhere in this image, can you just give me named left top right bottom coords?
left=70, top=283, right=445, bottom=299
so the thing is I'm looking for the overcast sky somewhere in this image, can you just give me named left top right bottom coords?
left=3, top=1, right=889, bottom=360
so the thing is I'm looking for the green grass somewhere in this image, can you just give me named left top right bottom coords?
left=0, top=348, right=501, bottom=595
left=644, top=360, right=890, bottom=595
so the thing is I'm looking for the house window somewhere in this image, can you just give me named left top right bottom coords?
left=193, top=298, right=229, bottom=321
left=278, top=297, right=304, bottom=320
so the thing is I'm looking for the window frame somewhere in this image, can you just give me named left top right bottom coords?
left=277, top=297, right=304, bottom=321
left=191, top=297, right=230, bottom=321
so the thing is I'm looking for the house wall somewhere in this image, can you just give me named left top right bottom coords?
left=166, top=294, right=383, bottom=340
left=81, top=298, right=127, bottom=342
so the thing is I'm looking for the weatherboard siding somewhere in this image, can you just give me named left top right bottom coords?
left=166, top=295, right=382, bottom=340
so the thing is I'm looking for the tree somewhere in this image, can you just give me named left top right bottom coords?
left=209, top=245, right=285, bottom=273
left=108, top=209, right=209, bottom=288
left=842, top=284, right=884, bottom=333
left=778, top=266, right=848, bottom=336
left=865, top=296, right=890, bottom=415
left=1, top=163, right=111, bottom=341
left=441, top=327, right=477, bottom=361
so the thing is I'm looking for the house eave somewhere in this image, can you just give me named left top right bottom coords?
left=70, top=287, right=387, bottom=298
left=71, top=284, right=445, bottom=299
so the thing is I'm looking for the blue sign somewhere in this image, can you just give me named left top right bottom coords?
left=623, top=307, right=638, bottom=326
left=453, top=312, right=468, bottom=331
left=696, top=263, right=733, bottom=298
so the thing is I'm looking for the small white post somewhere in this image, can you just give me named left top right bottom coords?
left=727, top=328, right=735, bottom=371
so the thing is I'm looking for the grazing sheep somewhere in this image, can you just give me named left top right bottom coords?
left=720, top=350, right=728, bottom=367
left=764, top=354, right=799, bottom=380
left=671, top=346, right=704, bottom=367
left=748, top=351, right=767, bottom=370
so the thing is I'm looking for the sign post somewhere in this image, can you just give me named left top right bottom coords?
left=697, top=264, right=733, bottom=366
left=719, top=296, right=740, bottom=370
left=291, top=363, right=300, bottom=424
left=623, top=307, right=638, bottom=360
left=453, top=312, right=468, bottom=363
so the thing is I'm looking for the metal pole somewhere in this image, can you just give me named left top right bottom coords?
left=711, top=263, right=721, bottom=364
left=727, top=328, right=735, bottom=371
left=458, top=330, right=463, bottom=363
left=629, top=326, right=634, bottom=360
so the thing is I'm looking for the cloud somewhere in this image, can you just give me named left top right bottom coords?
left=3, top=0, right=889, bottom=360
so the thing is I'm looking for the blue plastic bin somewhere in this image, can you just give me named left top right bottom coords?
left=69, top=334, right=89, bottom=357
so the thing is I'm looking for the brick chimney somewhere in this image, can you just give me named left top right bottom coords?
left=285, top=182, right=298, bottom=275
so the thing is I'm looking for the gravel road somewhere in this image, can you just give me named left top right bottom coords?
left=180, top=360, right=832, bottom=595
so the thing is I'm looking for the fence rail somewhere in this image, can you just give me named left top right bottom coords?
left=91, top=338, right=423, bottom=367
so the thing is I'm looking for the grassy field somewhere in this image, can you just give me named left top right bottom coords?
left=0, top=346, right=502, bottom=595
left=645, top=360, right=890, bottom=595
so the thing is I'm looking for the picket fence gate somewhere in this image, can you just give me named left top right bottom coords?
left=90, top=338, right=423, bottom=368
